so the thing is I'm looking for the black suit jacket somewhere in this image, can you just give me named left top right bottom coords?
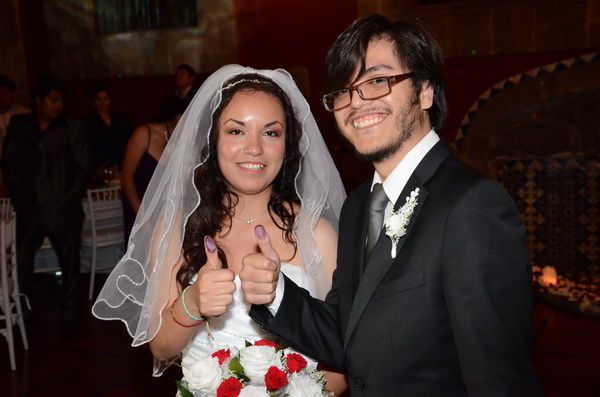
left=251, top=142, right=544, bottom=396
left=85, top=111, right=131, bottom=169
left=2, top=113, right=93, bottom=224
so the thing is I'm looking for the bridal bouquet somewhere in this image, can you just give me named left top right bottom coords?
left=177, top=339, right=332, bottom=397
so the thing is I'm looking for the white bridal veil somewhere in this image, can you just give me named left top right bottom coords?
left=92, top=65, right=346, bottom=347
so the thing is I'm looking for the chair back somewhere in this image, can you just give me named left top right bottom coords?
left=84, top=187, right=124, bottom=300
left=0, top=198, right=18, bottom=300
left=85, top=187, right=124, bottom=243
left=1, top=214, right=17, bottom=292
left=0, top=212, right=23, bottom=370
left=0, top=198, right=13, bottom=220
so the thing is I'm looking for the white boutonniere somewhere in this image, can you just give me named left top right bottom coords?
left=385, top=188, right=420, bottom=258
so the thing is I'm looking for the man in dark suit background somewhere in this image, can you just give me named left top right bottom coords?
left=2, top=77, right=93, bottom=329
left=241, top=14, right=544, bottom=396
left=173, top=63, right=197, bottom=103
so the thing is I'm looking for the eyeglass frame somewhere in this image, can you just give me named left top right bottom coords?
left=321, top=72, right=415, bottom=112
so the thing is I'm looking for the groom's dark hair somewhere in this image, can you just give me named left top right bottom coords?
left=324, top=14, right=447, bottom=132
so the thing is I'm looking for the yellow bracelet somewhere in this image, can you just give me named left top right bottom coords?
left=181, top=285, right=207, bottom=322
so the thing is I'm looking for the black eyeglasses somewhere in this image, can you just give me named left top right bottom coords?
left=321, top=73, right=414, bottom=112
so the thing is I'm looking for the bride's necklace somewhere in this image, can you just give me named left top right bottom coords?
left=233, top=209, right=268, bottom=225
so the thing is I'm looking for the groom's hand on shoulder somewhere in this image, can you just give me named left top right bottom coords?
left=240, top=225, right=281, bottom=305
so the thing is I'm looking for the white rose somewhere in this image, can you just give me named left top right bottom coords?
left=287, top=373, right=325, bottom=397
left=239, top=345, right=282, bottom=381
left=184, top=356, right=222, bottom=392
left=238, top=384, right=270, bottom=397
left=386, top=212, right=404, bottom=231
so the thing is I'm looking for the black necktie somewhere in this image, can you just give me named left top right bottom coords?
left=366, top=183, right=389, bottom=255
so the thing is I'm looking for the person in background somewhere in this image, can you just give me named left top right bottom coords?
left=173, top=63, right=197, bottom=103
left=85, top=82, right=131, bottom=175
left=242, top=15, right=544, bottom=396
left=121, top=96, right=189, bottom=243
left=0, top=74, right=30, bottom=158
left=2, top=76, right=93, bottom=330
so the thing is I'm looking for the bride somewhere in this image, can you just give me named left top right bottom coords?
left=92, top=65, right=347, bottom=394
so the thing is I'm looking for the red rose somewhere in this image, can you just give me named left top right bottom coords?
left=255, top=339, right=280, bottom=349
left=211, top=348, right=231, bottom=365
left=216, top=377, right=243, bottom=397
left=286, top=353, right=307, bottom=373
left=265, top=366, right=288, bottom=391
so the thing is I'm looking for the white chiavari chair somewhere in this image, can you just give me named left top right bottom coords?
left=0, top=197, right=12, bottom=219
left=0, top=202, right=29, bottom=371
left=81, top=187, right=124, bottom=300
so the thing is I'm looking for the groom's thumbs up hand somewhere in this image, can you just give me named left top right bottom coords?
left=240, top=225, right=281, bottom=305
left=190, top=236, right=235, bottom=317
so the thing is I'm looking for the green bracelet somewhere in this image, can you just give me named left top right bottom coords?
left=181, top=285, right=207, bottom=322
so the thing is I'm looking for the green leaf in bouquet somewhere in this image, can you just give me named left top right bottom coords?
left=275, top=342, right=287, bottom=352
left=175, top=380, right=195, bottom=397
left=271, top=337, right=287, bottom=352
left=245, top=340, right=252, bottom=347
left=228, top=357, right=250, bottom=383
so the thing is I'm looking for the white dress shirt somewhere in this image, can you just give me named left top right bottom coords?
left=371, top=129, right=439, bottom=221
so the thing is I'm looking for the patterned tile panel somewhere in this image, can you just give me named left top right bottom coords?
left=453, top=51, right=600, bottom=149
left=497, top=157, right=600, bottom=278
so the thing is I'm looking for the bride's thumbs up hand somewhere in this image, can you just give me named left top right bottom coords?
left=189, top=236, right=236, bottom=317
left=240, top=225, right=281, bottom=305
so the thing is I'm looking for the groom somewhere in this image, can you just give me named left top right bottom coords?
left=241, top=14, right=544, bottom=396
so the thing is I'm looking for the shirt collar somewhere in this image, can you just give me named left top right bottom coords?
left=371, top=129, right=439, bottom=205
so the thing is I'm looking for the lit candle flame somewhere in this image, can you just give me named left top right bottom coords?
left=540, top=266, right=557, bottom=286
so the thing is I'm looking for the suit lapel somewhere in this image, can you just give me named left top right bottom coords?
left=343, top=141, right=451, bottom=348
left=346, top=181, right=372, bottom=297
left=352, top=190, right=370, bottom=295
left=344, top=174, right=427, bottom=347
left=335, top=181, right=370, bottom=311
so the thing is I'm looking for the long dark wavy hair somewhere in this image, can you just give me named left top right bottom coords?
left=177, top=74, right=302, bottom=288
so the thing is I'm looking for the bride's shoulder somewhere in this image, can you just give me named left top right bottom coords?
left=291, top=202, right=336, bottom=237
left=314, top=217, right=337, bottom=240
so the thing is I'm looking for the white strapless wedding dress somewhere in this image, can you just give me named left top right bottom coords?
left=181, top=262, right=309, bottom=373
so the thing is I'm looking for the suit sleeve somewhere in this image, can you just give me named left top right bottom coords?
left=65, top=120, right=94, bottom=205
left=442, top=179, right=543, bottom=396
left=250, top=265, right=345, bottom=371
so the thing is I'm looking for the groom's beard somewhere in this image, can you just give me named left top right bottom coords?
left=351, top=97, right=423, bottom=164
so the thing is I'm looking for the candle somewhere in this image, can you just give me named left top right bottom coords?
left=540, top=266, right=557, bottom=286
